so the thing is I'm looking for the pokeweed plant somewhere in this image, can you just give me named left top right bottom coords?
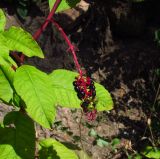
left=0, top=0, right=113, bottom=158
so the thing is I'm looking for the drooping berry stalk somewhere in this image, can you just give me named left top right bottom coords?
left=49, top=13, right=97, bottom=120
left=50, top=19, right=83, bottom=75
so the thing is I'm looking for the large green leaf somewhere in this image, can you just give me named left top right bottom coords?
left=49, top=69, right=113, bottom=111
left=13, top=65, right=56, bottom=128
left=39, top=138, right=78, bottom=159
left=0, top=111, right=35, bottom=159
left=0, top=66, right=14, bottom=102
left=49, top=0, right=80, bottom=12
left=0, top=9, right=6, bottom=31
left=0, top=26, right=44, bottom=58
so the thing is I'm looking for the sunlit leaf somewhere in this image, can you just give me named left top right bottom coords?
left=0, top=66, right=14, bottom=102
left=14, top=65, right=56, bottom=128
left=88, top=129, right=97, bottom=138
left=96, top=138, right=109, bottom=147
left=0, top=27, right=44, bottom=58
left=39, top=138, right=78, bottom=159
left=142, top=146, right=160, bottom=159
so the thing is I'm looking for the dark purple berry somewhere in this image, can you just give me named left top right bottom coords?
left=89, top=85, right=95, bottom=90
left=77, top=93, right=85, bottom=100
left=81, top=100, right=90, bottom=108
left=90, top=80, right=94, bottom=85
left=80, top=91, right=85, bottom=98
left=82, top=107, right=88, bottom=113
left=73, top=81, right=77, bottom=86
left=92, top=90, right=96, bottom=98
left=74, top=86, right=80, bottom=92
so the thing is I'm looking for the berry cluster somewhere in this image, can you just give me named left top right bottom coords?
left=73, top=75, right=97, bottom=120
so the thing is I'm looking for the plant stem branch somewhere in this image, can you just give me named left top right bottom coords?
left=20, top=0, right=62, bottom=62
left=34, top=0, right=62, bottom=40
left=18, top=0, right=82, bottom=75
left=51, top=19, right=83, bottom=75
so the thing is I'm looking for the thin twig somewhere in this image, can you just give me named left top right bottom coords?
left=79, top=110, right=85, bottom=151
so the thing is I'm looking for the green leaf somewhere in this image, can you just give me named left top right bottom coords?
left=16, top=8, right=28, bottom=19
left=95, top=82, right=113, bottom=111
left=0, top=55, right=10, bottom=66
left=134, top=154, right=142, bottom=159
left=111, top=138, right=120, bottom=147
left=155, top=69, right=160, bottom=77
left=0, top=111, right=35, bottom=159
left=0, top=123, right=4, bottom=128
left=0, top=45, right=11, bottom=66
left=0, top=66, right=14, bottom=102
left=142, top=146, right=160, bottom=159
left=0, top=65, right=15, bottom=85
left=13, top=65, right=56, bottom=128
left=39, top=138, right=78, bottom=159
left=49, top=69, right=113, bottom=111
left=0, top=9, right=6, bottom=31
left=11, top=93, right=21, bottom=107
left=0, top=26, right=44, bottom=58
left=0, top=43, right=18, bottom=67
left=0, top=66, right=22, bottom=107
left=96, top=138, right=109, bottom=147
left=127, top=155, right=132, bottom=159
left=49, top=0, right=80, bottom=12
left=88, top=129, right=97, bottom=138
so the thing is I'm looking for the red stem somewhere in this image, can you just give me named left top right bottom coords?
left=34, top=0, right=62, bottom=40
left=20, top=0, right=62, bottom=62
left=50, top=19, right=83, bottom=76
left=17, top=0, right=82, bottom=76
